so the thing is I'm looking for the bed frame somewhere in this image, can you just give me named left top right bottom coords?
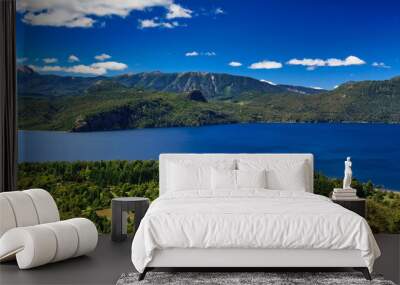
left=139, top=154, right=371, bottom=280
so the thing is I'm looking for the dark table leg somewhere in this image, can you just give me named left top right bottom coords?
left=134, top=201, right=149, bottom=234
left=111, top=201, right=124, bottom=242
left=112, top=199, right=149, bottom=241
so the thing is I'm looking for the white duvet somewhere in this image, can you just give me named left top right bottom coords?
left=131, top=190, right=380, bottom=273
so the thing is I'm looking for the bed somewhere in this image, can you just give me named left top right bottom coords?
left=131, top=154, right=380, bottom=280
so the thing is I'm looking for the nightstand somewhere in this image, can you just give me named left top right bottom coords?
left=111, top=197, right=150, bottom=242
left=332, top=198, right=366, bottom=218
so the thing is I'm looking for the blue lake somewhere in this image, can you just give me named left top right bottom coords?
left=18, top=123, right=400, bottom=191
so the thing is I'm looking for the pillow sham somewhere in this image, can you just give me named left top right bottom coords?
left=167, top=162, right=209, bottom=191
left=236, top=169, right=267, bottom=189
left=167, top=160, right=235, bottom=192
left=211, top=168, right=268, bottom=191
left=211, top=168, right=236, bottom=190
left=238, top=159, right=308, bottom=191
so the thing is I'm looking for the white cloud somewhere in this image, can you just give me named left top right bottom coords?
left=166, top=21, right=180, bottom=28
left=16, top=0, right=190, bottom=28
left=30, top=64, right=106, bottom=75
left=65, top=65, right=107, bottom=75
left=29, top=65, right=64, bottom=72
left=68, top=55, right=79, bottom=63
left=185, top=51, right=199, bottom=57
left=287, top=58, right=325, bottom=67
left=185, top=51, right=217, bottom=57
left=346, top=56, right=366, bottom=65
left=138, top=18, right=178, bottom=29
left=287, top=55, right=366, bottom=69
left=21, top=9, right=95, bottom=28
left=372, top=62, right=391, bottom=68
left=334, top=85, right=339, bottom=89
left=215, top=8, right=225, bottom=14
left=91, top=61, right=128, bottom=71
left=43, top=58, right=58, bottom=64
left=30, top=60, right=127, bottom=76
left=311, top=86, right=323, bottom=90
left=166, top=4, right=192, bottom=19
left=139, top=19, right=160, bottom=28
left=229, top=61, right=242, bottom=67
left=95, top=53, right=111, bottom=61
left=249, top=60, right=283, bottom=69
left=327, top=56, right=365, bottom=66
left=260, top=79, right=277, bottom=86
left=17, top=57, right=28, bottom=63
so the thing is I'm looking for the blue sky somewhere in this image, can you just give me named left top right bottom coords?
left=16, top=0, right=400, bottom=89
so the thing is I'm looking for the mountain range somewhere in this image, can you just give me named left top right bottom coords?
left=17, top=66, right=400, bottom=132
left=17, top=65, right=324, bottom=99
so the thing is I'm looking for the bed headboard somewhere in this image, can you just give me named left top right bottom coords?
left=159, top=153, right=314, bottom=195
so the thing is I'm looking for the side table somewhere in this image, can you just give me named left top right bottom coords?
left=332, top=198, right=366, bottom=218
left=111, top=197, right=149, bottom=242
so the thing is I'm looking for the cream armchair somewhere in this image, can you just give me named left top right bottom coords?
left=0, top=189, right=98, bottom=269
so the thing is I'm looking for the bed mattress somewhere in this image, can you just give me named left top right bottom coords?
left=131, top=190, right=380, bottom=273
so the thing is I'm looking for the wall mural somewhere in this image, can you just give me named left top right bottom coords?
left=16, top=0, right=400, bottom=233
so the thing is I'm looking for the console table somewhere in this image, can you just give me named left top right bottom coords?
left=111, top=197, right=150, bottom=242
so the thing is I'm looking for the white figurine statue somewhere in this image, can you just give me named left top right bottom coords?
left=343, top=157, right=353, bottom=190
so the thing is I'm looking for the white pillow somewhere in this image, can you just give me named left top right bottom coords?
left=167, top=160, right=236, bottom=192
left=238, top=159, right=308, bottom=191
left=211, top=169, right=268, bottom=191
left=211, top=168, right=236, bottom=190
left=167, top=162, right=209, bottom=191
left=236, top=169, right=267, bottom=189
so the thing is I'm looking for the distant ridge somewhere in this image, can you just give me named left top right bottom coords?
left=17, top=66, right=324, bottom=98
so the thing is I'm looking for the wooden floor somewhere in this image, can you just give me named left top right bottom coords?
left=0, top=235, right=133, bottom=285
left=1, top=234, right=398, bottom=285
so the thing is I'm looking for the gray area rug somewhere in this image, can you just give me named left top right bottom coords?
left=116, top=272, right=395, bottom=285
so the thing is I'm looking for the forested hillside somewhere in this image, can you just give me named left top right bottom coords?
left=18, top=89, right=244, bottom=131
left=17, top=68, right=400, bottom=131
left=17, top=160, right=400, bottom=234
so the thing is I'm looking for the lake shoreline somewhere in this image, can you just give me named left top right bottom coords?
left=18, top=123, right=400, bottom=190
left=18, top=121, right=400, bottom=134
